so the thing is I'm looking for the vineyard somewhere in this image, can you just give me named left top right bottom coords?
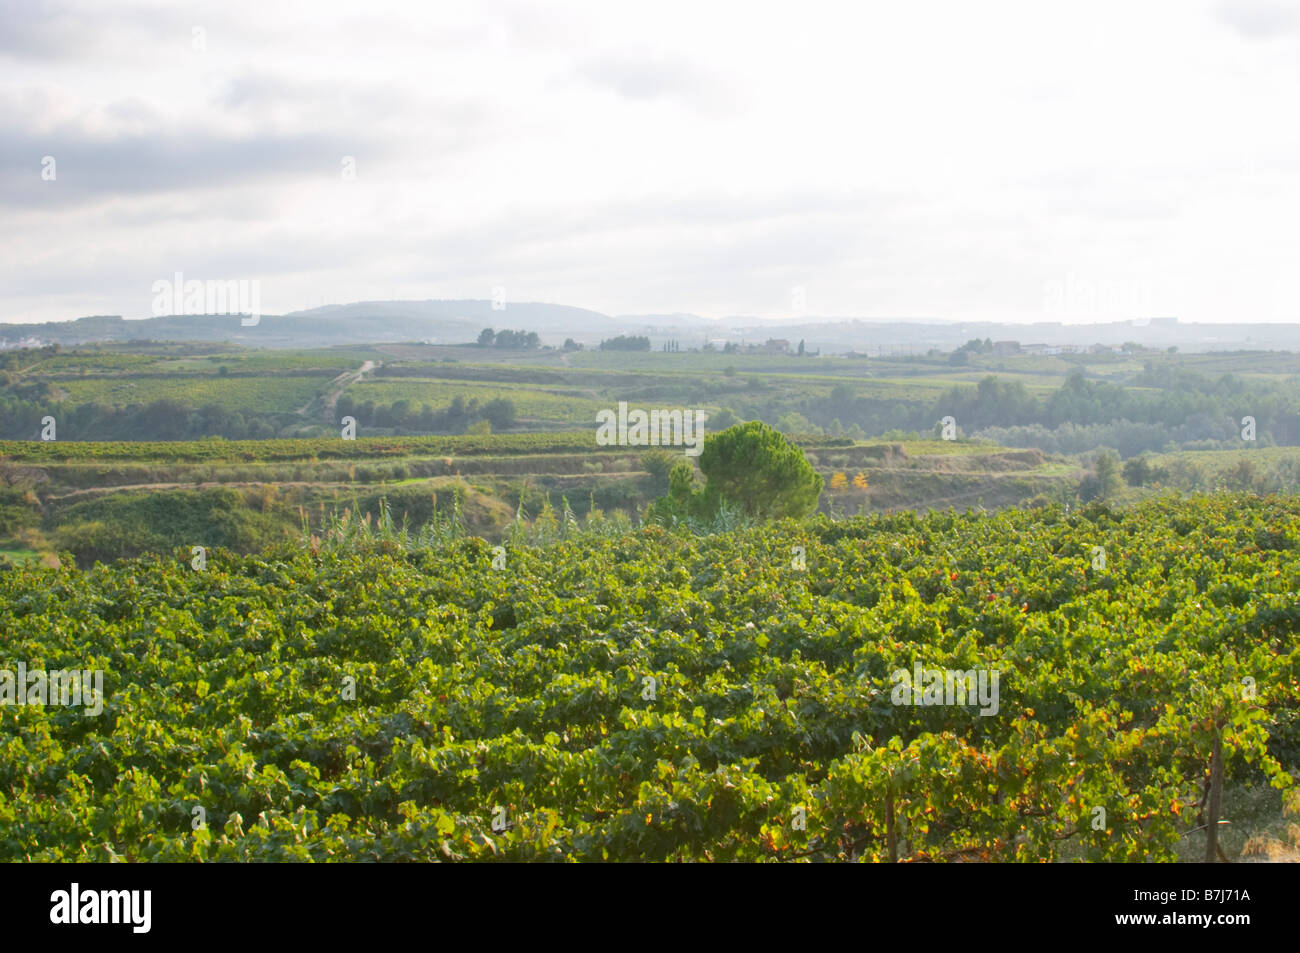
left=52, top=375, right=332, bottom=415
left=347, top=378, right=606, bottom=423
left=0, top=431, right=853, bottom=464
left=1, top=493, right=1296, bottom=861
left=0, top=432, right=615, bottom=463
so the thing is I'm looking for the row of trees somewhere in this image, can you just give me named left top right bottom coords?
left=0, top=395, right=282, bottom=441
left=720, top=370, right=1295, bottom=457
left=0, top=390, right=520, bottom=441
left=600, top=335, right=650, bottom=351
left=937, top=370, right=1274, bottom=432
left=476, top=328, right=540, bottom=349
left=947, top=337, right=996, bottom=365
left=1121, top=452, right=1300, bottom=495
left=973, top=420, right=1252, bottom=458
left=336, top=394, right=517, bottom=434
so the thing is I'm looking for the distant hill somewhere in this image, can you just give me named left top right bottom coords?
left=0, top=300, right=636, bottom=349
left=4, top=300, right=1300, bottom=353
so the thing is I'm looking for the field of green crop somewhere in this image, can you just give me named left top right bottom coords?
left=346, top=379, right=605, bottom=421
left=14, top=348, right=376, bottom=378
left=52, top=375, right=332, bottom=414
left=0, top=432, right=621, bottom=463
left=1, top=494, right=1295, bottom=861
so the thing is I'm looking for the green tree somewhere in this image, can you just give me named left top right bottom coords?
left=482, top=397, right=516, bottom=431
left=640, top=449, right=676, bottom=492
left=697, top=421, right=823, bottom=520
left=599, top=335, right=650, bottom=351
left=776, top=411, right=818, bottom=435
left=1122, top=455, right=1152, bottom=487
left=645, top=460, right=707, bottom=524
left=668, top=460, right=696, bottom=500
left=1094, top=449, right=1122, bottom=499
left=1228, top=457, right=1258, bottom=491
left=710, top=407, right=741, bottom=429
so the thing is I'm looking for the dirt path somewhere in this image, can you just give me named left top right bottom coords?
left=298, top=360, right=378, bottom=422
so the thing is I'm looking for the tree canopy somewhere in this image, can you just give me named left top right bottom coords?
left=698, top=421, right=823, bottom=520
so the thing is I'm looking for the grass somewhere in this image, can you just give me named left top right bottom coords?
left=1170, top=781, right=1300, bottom=863
left=899, top=439, right=1012, bottom=456
left=1035, top=461, right=1085, bottom=476
left=0, top=546, right=41, bottom=564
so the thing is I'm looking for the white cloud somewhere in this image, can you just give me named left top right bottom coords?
left=1215, top=0, right=1300, bottom=38
left=2, top=0, right=1300, bottom=324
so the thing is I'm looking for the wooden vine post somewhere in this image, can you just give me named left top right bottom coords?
left=885, top=788, right=898, bottom=862
left=1204, top=728, right=1224, bottom=864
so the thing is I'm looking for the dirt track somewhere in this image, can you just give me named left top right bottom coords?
left=296, top=360, right=377, bottom=422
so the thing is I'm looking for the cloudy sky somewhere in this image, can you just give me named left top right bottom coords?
left=3, top=0, right=1299, bottom=325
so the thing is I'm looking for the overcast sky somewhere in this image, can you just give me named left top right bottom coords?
left=3, top=0, right=1300, bottom=325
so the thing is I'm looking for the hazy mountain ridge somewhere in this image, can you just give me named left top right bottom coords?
left=5, top=301, right=1300, bottom=353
